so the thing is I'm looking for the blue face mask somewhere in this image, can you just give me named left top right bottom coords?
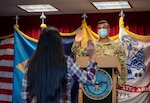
left=98, top=29, right=108, bottom=38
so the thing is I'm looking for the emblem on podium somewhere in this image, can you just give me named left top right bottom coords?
left=82, top=69, right=112, bottom=100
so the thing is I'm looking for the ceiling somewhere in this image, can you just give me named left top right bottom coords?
left=0, top=0, right=150, bottom=17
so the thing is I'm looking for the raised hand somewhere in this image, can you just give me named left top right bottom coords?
left=86, top=39, right=96, bottom=61
left=75, top=30, right=83, bottom=42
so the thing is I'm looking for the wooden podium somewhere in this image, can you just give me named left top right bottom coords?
left=76, top=56, right=121, bottom=103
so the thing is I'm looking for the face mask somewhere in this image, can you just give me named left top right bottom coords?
left=98, top=29, right=108, bottom=38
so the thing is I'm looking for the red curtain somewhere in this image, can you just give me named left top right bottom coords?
left=0, top=12, right=150, bottom=39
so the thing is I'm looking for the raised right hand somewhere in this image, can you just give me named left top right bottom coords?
left=75, top=30, right=83, bottom=42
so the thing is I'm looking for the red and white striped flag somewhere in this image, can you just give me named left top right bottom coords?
left=0, top=37, right=14, bottom=103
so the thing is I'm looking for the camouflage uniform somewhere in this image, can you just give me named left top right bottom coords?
left=71, top=39, right=127, bottom=87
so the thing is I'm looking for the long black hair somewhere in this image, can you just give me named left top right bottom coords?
left=27, top=27, right=67, bottom=103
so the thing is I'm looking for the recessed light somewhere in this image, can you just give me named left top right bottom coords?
left=17, top=4, right=58, bottom=12
left=92, top=1, right=131, bottom=10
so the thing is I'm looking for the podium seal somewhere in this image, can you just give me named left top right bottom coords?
left=82, top=69, right=112, bottom=100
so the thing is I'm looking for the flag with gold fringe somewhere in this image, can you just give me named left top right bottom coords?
left=118, top=16, right=150, bottom=103
left=12, top=24, right=38, bottom=103
left=12, top=24, right=77, bottom=103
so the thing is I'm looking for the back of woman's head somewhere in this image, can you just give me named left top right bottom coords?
left=37, top=27, right=64, bottom=55
left=27, top=26, right=67, bottom=103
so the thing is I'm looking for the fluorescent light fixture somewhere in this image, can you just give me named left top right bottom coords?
left=17, top=4, right=58, bottom=12
left=92, top=1, right=131, bottom=10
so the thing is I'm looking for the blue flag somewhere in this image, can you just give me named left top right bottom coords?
left=13, top=28, right=37, bottom=103
left=12, top=26, right=77, bottom=103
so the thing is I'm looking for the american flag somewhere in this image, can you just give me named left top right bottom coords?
left=0, top=37, right=14, bottom=103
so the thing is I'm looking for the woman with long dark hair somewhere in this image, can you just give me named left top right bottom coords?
left=22, top=27, right=97, bottom=103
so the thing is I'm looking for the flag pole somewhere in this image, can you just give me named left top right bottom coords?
left=119, top=10, right=125, bottom=17
left=14, top=15, right=19, bottom=29
left=15, top=15, right=19, bottom=25
left=82, top=13, right=88, bottom=20
left=40, top=12, right=47, bottom=29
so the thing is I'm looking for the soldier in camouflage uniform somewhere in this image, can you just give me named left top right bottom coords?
left=71, top=20, right=127, bottom=89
